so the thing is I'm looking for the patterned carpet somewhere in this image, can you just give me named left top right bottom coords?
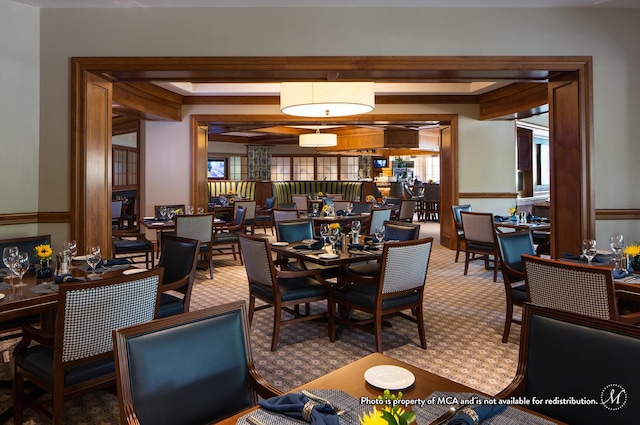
left=0, top=222, right=522, bottom=424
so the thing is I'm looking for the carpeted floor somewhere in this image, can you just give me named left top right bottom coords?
left=0, top=221, right=522, bottom=424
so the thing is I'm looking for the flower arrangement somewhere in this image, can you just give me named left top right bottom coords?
left=329, top=222, right=342, bottom=233
left=359, top=390, right=416, bottom=425
left=318, top=191, right=325, bottom=197
left=366, top=194, right=376, bottom=203
left=624, top=243, right=640, bottom=257
left=322, top=204, right=330, bottom=215
left=35, top=243, right=53, bottom=264
left=508, top=205, right=517, bottom=216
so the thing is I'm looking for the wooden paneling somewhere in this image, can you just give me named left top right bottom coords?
left=479, top=83, right=549, bottom=120
left=439, top=124, right=456, bottom=250
left=113, top=82, right=181, bottom=121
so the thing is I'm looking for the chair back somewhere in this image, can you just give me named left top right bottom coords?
left=498, top=303, right=640, bottom=424
left=326, top=193, right=343, bottom=200
left=113, top=302, right=262, bottom=425
left=383, top=220, right=420, bottom=241
left=332, top=201, right=350, bottom=213
left=277, top=203, right=297, bottom=209
left=522, top=255, right=618, bottom=321
left=238, top=234, right=276, bottom=288
left=368, top=208, right=392, bottom=235
left=56, top=268, right=162, bottom=365
left=175, top=214, right=214, bottom=244
left=263, top=196, right=276, bottom=210
left=351, top=201, right=373, bottom=215
left=234, top=201, right=256, bottom=221
left=112, top=200, right=123, bottom=219
left=451, top=204, right=472, bottom=228
left=233, top=206, right=247, bottom=227
left=322, top=197, right=335, bottom=207
left=275, top=218, right=314, bottom=242
left=157, top=235, right=200, bottom=288
left=379, top=238, right=433, bottom=294
left=460, top=211, right=495, bottom=244
left=291, top=195, right=309, bottom=212
left=396, top=199, right=416, bottom=221
left=496, top=230, right=535, bottom=274
left=272, top=208, right=299, bottom=222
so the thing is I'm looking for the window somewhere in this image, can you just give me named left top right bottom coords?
left=271, top=156, right=291, bottom=181
left=113, top=146, right=137, bottom=188
left=534, top=135, right=550, bottom=191
left=228, top=156, right=247, bottom=180
left=293, top=157, right=314, bottom=180
left=316, top=156, right=338, bottom=180
left=340, top=156, right=359, bottom=180
left=424, top=155, right=440, bottom=183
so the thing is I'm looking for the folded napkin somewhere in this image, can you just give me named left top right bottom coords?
left=293, top=240, right=324, bottom=250
left=447, top=404, right=508, bottom=425
left=561, top=252, right=609, bottom=264
left=494, top=215, right=509, bottom=222
left=97, top=258, right=132, bottom=268
left=613, top=267, right=635, bottom=279
left=258, top=394, right=339, bottom=425
left=336, top=210, right=346, bottom=216
left=54, top=274, right=84, bottom=283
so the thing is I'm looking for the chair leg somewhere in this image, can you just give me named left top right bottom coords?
left=13, top=369, right=24, bottom=425
left=209, top=257, right=214, bottom=279
left=455, top=237, right=461, bottom=262
left=248, top=295, right=256, bottom=325
left=374, top=314, right=384, bottom=353
left=271, top=306, right=281, bottom=352
left=463, top=252, right=470, bottom=275
left=502, top=302, right=513, bottom=343
left=53, top=390, right=65, bottom=424
left=415, top=304, right=427, bottom=349
left=328, top=298, right=336, bottom=342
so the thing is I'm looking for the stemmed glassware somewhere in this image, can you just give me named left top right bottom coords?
left=328, top=229, right=339, bottom=254
left=159, top=206, right=167, bottom=219
left=375, top=225, right=386, bottom=245
left=610, top=233, right=624, bottom=271
left=11, top=252, right=29, bottom=287
left=64, top=240, right=77, bottom=264
left=167, top=208, right=176, bottom=220
left=346, top=203, right=354, bottom=215
left=320, top=223, right=331, bottom=247
left=2, top=246, right=19, bottom=284
left=351, top=220, right=361, bottom=243
left=312, top=203, right=319, bottom=216
left=582, top=239, right=598, bottom=265
left=86, top=245, right=101, bottom=277
left=382, top=195, right=388, bottom=205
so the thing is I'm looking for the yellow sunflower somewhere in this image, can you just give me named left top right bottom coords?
left=359, top=409, right=387, bottom=425
left=35, top=243, right=53, bottom=260
left=624, top=244, right=640, bottom=257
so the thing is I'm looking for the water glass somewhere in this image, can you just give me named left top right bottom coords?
left=2, top=246, right=19, bottom=283
left=86, top=245, right=101, bottom=277
left=375, top=225, right=386, bottom=244
left=346, top=203, right=354, bottom=215
left=351, top=220, right=361, bottom=242
left=320, top=223, right=331, bottom=246
left=11, top=252, right=29, bottom=287
left=582, top=239, right=597, bottom=265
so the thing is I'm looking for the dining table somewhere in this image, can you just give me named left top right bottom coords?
left=218, top=352, right=566, bottom=425
left=310, top=213, right=372, bottom=234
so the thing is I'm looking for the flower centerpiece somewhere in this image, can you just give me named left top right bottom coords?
left=329, top=222, right=342, bottom=234
left=508, top=205, right=517, bottom=217
left=322, top=204, right=330, bottom=216
left=317, top=191, right=325, bottom=197
left=35, top=242, right=53, bottom=278
left=359, top=390, right=416, bottom=425
left=366, top=194, right=376, bottom=203
left=624, top=242, right=640, bottom=272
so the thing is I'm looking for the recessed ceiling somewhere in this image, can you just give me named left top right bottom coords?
left=10, top=0, right=639, bottom=9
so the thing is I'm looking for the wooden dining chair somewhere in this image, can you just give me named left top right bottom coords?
left=113, top=301, right=281, bottom=425
left=254, top=196, right=276, bottom=235
left=331, top=238, right=433, bottom=353
left=234, top=200, right=257, bottom=234
left=272, top=208, right=300, bottom=223
left=451, top=204, right=472, bottom=262
left=175, top=213, right=215, bottom=278
left=13, top=269, right=163, bottom=425
left=460, top=211, right=499, bottom=282
left=291, top=195, right=309, bottom=213
left=395, top=199, right=417, bottom=223
left=238, top=233, right=330, bottom=351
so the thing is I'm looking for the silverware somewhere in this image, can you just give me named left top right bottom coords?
left=427, top=404, right=466, bottom=425
left=246, top=415, right=266, bottom=425
left=300, top=390, right=346, bottom=415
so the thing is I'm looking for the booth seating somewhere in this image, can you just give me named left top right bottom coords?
left=271, top=181, right=363, bottom=206
left=207, top=181, right=256, bottom=200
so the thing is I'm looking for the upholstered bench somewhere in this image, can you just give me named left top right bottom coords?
left=272, top=181, right=363, bottom=206
left=207, top=181, right=256, bottom=201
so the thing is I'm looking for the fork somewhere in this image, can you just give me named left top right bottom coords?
left=300, top=390, right=346, bottom=415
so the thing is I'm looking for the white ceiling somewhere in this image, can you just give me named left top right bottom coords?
left=10, top=0, right=640, bottom=9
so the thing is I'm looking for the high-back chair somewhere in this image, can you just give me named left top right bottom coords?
left=496, top=230, right=535, bottom=342
left=234, top=200, right=257, bottom=234
left=333, top=200, right=352, bottom=213
left=254, top=196, right=276, bottom=235
left=274, top=218, right=314, bottom=242
left=351, top=201, right=373, bottom=215
left=451, top=204, right=472, bottom=262
left=113, top=302, right=282, bottom=425
left=395, top=199, right=417, bottom=222
left=175, top=213, right=215, bottom=278
left=367, top=208, right=392, bottom=236
left=238, top=233, right=329, bottom=351
left=331, top=238, right=433, bottom=353
left=460, top=211, right=499, bottom=282
left=291, top=195, right=309, bottom=213
left=497, top=303, right=640, bottom=424
left=211, top=206, right=246, bottom=266
left=155, top=235, right=200, bottom=318
left=13, top=269, right=163, bottom=425
left=112, top=200, right=124, bottom=230
left=522, top=255, right=640, bottom=324
left=383, top=220, right=420, bottom=241
left=272, top=208, right=299, bottom=223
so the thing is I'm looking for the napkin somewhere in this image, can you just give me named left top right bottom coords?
left=494, top=215, right=509, bottom=222
left=258, top=393, right=339, bottom=425
left=613, top=267, right=635, bottom=279
left=293, top=240, right=324, bottom=250
left=447, top=404, right=508, bottom=425
left=54, top=274, right=84, bottom=283
left=561, top=252, right=609, bottom=264
left=97, top=258, right=132, bottom=268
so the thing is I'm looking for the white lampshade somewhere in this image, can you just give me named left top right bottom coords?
left=299, top=131, right=338, bottom=147
left=281, top=82, right=375, bottom=117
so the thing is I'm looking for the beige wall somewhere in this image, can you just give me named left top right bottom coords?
left=2, top=6, right=639, bottom=246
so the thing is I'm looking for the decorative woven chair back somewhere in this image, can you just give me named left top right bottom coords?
left=381, top=239, right=432, bottom=294
left=234, top=201, right=256, bottom=220
left=368, top=208, right=392, bottom=235
left=460, top=211, right=495, bottom=244
left=523, top=255, right=615, bottom=321
left=59, top=270, right=161, bottom=363
left=175, top=214, right=214, bottom=243
left=238, top=235, right=275, bottom=287
left=272, top=209, right=299, bottom=222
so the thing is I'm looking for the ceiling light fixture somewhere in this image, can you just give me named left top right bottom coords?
left=298, top=129, right=338, bottom=147
left=280, top=82, right=375, bottom=117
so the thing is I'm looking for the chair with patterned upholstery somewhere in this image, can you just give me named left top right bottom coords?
left=113, top=301, right=282, bottom=425
left=238, top=233, right=330, bottom=351
left=175, top=213, right=215, bottom=278
left=351, top=201, right=373, bottom=215
left=13, top=268, right=163, bottom=425
left=451, top=204, right=472, bottom=262
left=395, top=199, right=417, bottom=223
left=460, top=211, right=499, bottom=282
left=331, top=238, right=433, bottom=353
left=522, top=255, right=640, bottom=325
left=496, top=230, right=535, bottom=343
left=272, top=208, right=299, bottom=223
left=156, top=235, right=200, bottom=319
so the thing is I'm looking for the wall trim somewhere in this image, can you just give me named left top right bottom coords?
left=595, top=209, right=640, bottom=220
left=0, top=212, right=71, bottom=226
left=459, top=192, right=519, bottom=199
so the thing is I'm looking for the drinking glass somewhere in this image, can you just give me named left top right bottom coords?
left=320, top=223, right=331, bottom=246
left=346, top=203, right=354, bottom=215
left=159, top=206, right=167, bottom=219
left=2, top=246, right=19, bottom=284
left=351, top=220, right=361, bottom=243
left=610, top=233, right=624, bottom=270
left=86, top=245, right=101, bottom=277
left=328, top=230, right=339, bottom=253
left=582, top=239, right=597, bottom=265
left=11, top=252, right=29, bottom=287
left=382, top=195, right=388, bottom=205
left=312, top=203, right=319, bottom=216
left=65, top=240, right=77, bottom=260
left=375, top=225, right=386, bottom=245
left=167, top=208, right=175, bottom=220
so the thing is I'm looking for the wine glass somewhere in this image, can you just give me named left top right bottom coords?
left=86, top=245, right=101, bottom=277
left=375, top=225, right=386, bottom=245
left=312, top=203, right=319, bottom=216
left=11, top=252, right=29, bottom=287
left=382, top=195, right=388, bottom=205
left=351, top=220, right=362, bottom=243
left=582, top=239, right=597, bottom=265
left=610, top=233, right=624, bottom=270
left=167, top=208, right=175, bottom=220
left=328, top=230, right=339, bottom=253
left=159, top=206, right=167, bottom=219
left=320, top=223, right=331, bottom=246
left=346, top=203, right=354, bottom=215
left=2, top=246, right=19, bottom=284
left=64, top=240, right=77, bottom=262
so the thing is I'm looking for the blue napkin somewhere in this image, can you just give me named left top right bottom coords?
left=494, top=215, right=509, bottom=222
left=258, top=394, right=339, bottom=425
left=97, top=258, right=132, bottom=268
left=613, top=267, right=635, bottom=279
left=293, top=239, right=324, bottom=250
left=447, top=404, right=508, bottom=425
left=561, top=252, right=609, bottom=264
left=54, top=274, right=84, bottom=283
